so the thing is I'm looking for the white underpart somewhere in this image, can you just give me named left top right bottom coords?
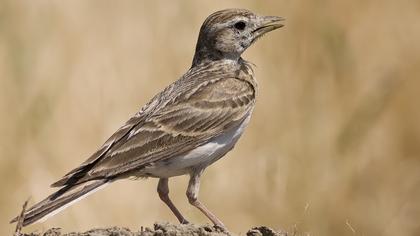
left=34, top=182, right=110, bottom=224
left=143, top=112, right=253, bottom=178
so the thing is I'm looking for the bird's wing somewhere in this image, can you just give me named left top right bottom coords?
left=52, top=66, right=256, bottom=186
left=86, top=76, right=255, bottom=179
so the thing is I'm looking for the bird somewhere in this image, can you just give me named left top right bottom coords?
left=11, top=8, right=284, bottom=229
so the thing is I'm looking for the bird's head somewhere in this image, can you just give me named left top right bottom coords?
left=192, top=9, right=284, bottom=66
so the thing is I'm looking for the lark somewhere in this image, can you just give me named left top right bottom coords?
left=11, top=9, right=284, bottom=229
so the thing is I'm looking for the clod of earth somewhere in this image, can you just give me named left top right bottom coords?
left=17, top=222, right=289, bottom=236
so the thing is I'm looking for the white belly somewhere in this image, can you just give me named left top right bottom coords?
left=142, top=113, right=252, bottom=178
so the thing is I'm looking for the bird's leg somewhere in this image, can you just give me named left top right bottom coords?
left=186, top=171, right=226, bottom=229
left=157, top=178, right=189, bottom=224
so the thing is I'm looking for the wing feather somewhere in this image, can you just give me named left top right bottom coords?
left=52, top=61, right=256, bottom=186
left=84, top=77, right=255, bottom=179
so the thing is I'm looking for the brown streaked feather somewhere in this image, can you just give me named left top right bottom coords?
left=85, top=79, right=255, bottom=178
left=53, top=60, right=256, bottom=185
left=200, top=9, right=254, bottom=35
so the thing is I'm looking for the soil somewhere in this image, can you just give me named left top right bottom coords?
left=19, top=222, right=289, bottom=236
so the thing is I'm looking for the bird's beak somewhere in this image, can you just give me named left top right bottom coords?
left=252, top=16, right=285, bottom=40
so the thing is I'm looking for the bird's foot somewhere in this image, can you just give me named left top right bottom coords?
left=180, top=219, right=190, bottom=224
left=214, top=224, right=230, bottom=234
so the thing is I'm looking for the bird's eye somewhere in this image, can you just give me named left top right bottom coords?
left=234, top=21, right=246, bottom=30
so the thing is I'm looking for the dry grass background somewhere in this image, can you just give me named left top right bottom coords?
left=1, top=0, right=420, bottom=235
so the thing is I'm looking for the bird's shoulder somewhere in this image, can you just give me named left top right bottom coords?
left=148, top=58, right=256, bottom=113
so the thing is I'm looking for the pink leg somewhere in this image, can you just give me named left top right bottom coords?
left=186, top=171, right=226, bottom=229
left=157, top=178, right=189, bottom=224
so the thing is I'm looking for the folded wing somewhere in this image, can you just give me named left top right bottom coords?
left=53, top=65, right=255, bottom=187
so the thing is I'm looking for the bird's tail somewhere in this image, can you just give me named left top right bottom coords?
left=10, top=179, right=110, bottom=227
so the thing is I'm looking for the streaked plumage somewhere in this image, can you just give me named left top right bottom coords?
left=11, top=8, right=284, bottom=229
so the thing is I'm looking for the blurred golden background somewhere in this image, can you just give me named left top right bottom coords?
left=1, top=0, right=420, bottom=235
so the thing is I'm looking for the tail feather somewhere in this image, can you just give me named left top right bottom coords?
left=10, top=179, right=109, bottom=227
